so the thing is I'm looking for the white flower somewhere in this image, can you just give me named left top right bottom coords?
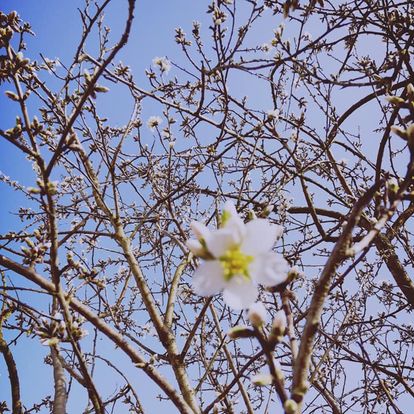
left=147, top=116, right=162, bottom=130
left=187, top=202, right=289, bottom=310
left=247, top=302, right=268, bottom=326
left=152, top=56, right=171, bottom=74
left=266, top=109, right=280, bottom=120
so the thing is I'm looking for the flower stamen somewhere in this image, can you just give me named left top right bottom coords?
left=219, top=247, right=253, bottom=281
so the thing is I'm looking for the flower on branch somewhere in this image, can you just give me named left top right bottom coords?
left=271, top=309, right=287, bottom=337
left=266, top=109, right=280, bottom=121
left=147, top=116, right=162, bottom=130
left=247, top=302, right=268, bottom=327
left=152, top=56, right=171, bottom=74
left=187, top=201, right=289, bottom=310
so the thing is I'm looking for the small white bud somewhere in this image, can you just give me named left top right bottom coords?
left=386, top=95, right=405, bottom=105
left=227, top=325, right=254, bottom=339
left=186, top=239, right=204, bottom=256
left=251, top=373, right=273, bottom=386
left=284, top=399, right=298, bottom=414
left=271, top=310, right=287, bottom=336
left=247, top=302, right=267, bottom=327
left=266, top=109, right=280, bottom=120
left=190, top=221, right=210, bottom=241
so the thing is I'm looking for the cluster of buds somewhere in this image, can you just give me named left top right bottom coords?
left=282, top=0, right=300, bottom=17
left=266, top=109, right=280, bottom=122
left=174, top=27, right=191, bottom=46
left=385, top=176, right=400, bottom=205
left=271, top=23, right=285, bottom=47
left=228, top=302, right=287, bottom=345
left=83, top=70, right=109, bottom=99
left=284, top=399, right=299, bottom=414
left=0, top=11, right=18, bottom=47
left=0, top=12, right=32, bottom=81
left=35, top=313, right=88, bottom=346
left=269, top=310, right=287, bottom=345
left=11, top=50, right=31, bottom=73
left=35, top=314, right=66, bottom=346
left=152, top=56, right=171, bottom=74
left=1, top=50, right=31, bottom=84
left=27, top=179, right=58, bottom=196
left=114, top=61, right=130, bottom=78
left=20, top=236, right=51, bottom=266
left=389, top=83, right=414, bottom=105
left=258, top=203, right=274, bottom=218
left=227, top=303, right=289, bottom=391
left=282, top=0, right=324, bottom=18
left=67, top=253, right=105, bottom=288
left=207, top=4, right=227, bottom=26
left=388, top=83, right=414, bottom=155
left=70, top=317, right=88, bottom=341
left=4, top=116, right=23, bottom=139
left=30, top=116, right=46, bottom=138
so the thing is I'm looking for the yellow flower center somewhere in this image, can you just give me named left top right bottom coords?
left=219, top=247, right=253, bottom=281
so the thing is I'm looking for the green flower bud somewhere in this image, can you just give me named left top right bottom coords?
left=227, top=325, right=254, bottom=339
left=284, top=399, right=298, bottom=414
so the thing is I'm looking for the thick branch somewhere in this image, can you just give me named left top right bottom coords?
left=0, top=331, right=23, bottom=414
left=51, top=346, right=67, bottom=414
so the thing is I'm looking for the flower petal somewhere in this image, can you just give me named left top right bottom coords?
left=190, top=221, right=210, bottom=241
left=186, top=239, right=204, bottom=256
left=223, top=201, right=239, bottom=218
left=222, top=201, right=246, bottom=243
left=249, top=252, right=289, bottom=287
left=205, top=228, right=237, bottom=258
left=241, top=219, right=283, bottom=255
left=192, top=260, right=225, bottom=296
left=247, top=302, right=268, bottom=326
left=222, top=277, right=258, bottom=310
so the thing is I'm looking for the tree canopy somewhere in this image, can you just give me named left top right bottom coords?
left=1, top=1, right=414, bottom=413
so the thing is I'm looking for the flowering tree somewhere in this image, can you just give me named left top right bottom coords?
left=1, top=1, right=414, bottom=413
